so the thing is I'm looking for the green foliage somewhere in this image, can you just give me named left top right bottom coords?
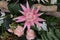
left=0, top=0, right=60, bottom=40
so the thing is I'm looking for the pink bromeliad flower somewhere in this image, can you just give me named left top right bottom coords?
left=14, top=1, right=45, bottom=30
left=14, top=25, right=24, bottom=37
left=26, top=29, right=36, bottom=40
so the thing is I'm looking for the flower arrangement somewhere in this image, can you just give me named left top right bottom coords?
left=13, top=1, right=46, bottom=30
left=0, top=0, right=60, bottom=40
left=11, top=1, right=47, bottom=40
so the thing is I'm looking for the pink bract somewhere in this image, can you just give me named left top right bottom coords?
left=14, top=26, right=24, bottom=37
left=26, top=29, right=36, bottom=40
left=14, top=1, right=45, bottom=30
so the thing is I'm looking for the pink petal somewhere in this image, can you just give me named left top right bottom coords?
left=30, top=21, right=34, bottom=26
left=35, top=22, right=43, bottom=27
left=37, top=13, right=43, bottom=16
left=14, top=16, right=24, bottom=19
left=35, top=8, right=40, bottom=13
left=27, top=24, right=30, bottom=30
left=8, top=29, right=13, bottom=33
left=19, top=10, right=25, bottom=15
left=20, top=4, right=26, bottom=11
left=23, top=22, right=27, bottom=30
left=16, top=19, right=25, bottom=22
left=14, top=26, right=24, bottom=37
left=24, top=22, right=31, bottom=30
left=26, top=29, right=36, bottom=40
left=37, top=18, right=46, bottom=22
left=26, top=1, right=30, bottom=10
left=31, top=7, right=35, bottom=12
left=14, top=16, right=26, bottom=22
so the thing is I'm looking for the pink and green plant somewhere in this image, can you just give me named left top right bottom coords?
left=14, top=1, right=45, bottom=30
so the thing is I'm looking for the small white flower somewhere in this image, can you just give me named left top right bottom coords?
left=0, top=12, right=5, bottom=26
left=0, top=20, right=3, bottom=26
left=41, top=22, right=47, bottom=31
left=51, top=0, right=57, bottom=4
left=37, top=22, right=47, bottom=31
left=10, top=14, right=13, bottom=18
left=32, top=0, right=49, bottom=3
left=1, top=12, right=5, bottom=17
left=37, top=0, right=40, bottom=3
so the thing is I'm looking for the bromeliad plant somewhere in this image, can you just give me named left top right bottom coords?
left=14, top=1, right=47, bottom=30
left=12, top=1, right=47, bottom=40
